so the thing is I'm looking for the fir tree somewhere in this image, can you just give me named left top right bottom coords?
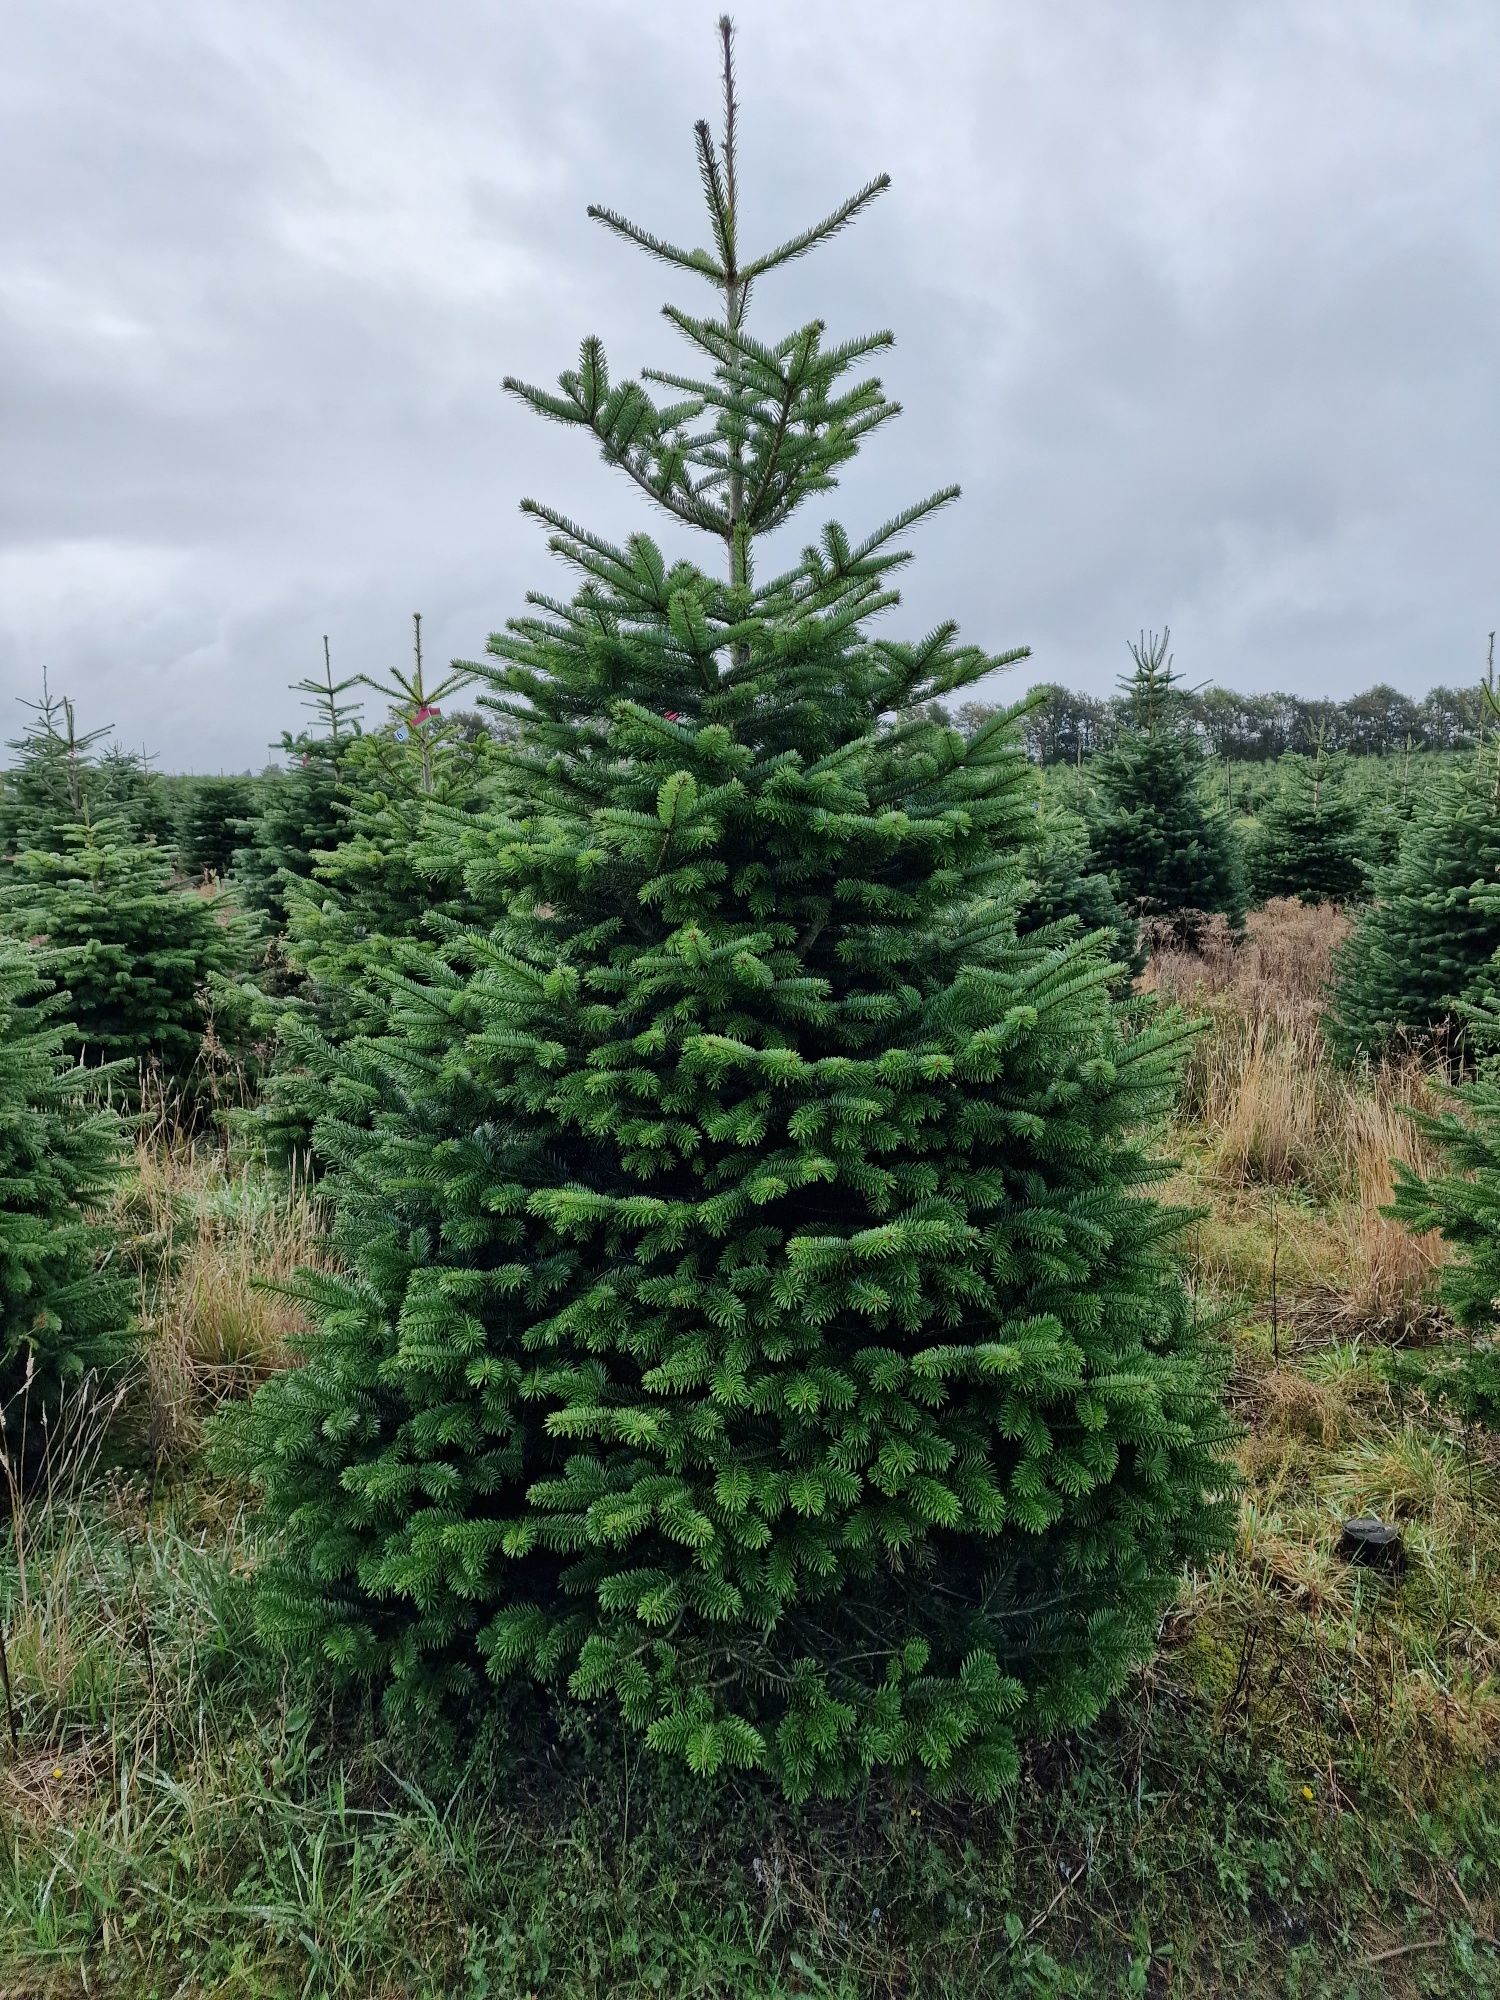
left=246, top=635, right=496, bottom=1166
left=296, top=613, right=486, bottom=1029
left=1247, top=748, right=1366, bottom=907
left=1091, top=634, right=1245, bottom=945
left=1018, top=790, right=1139, bottom=973
left=1355, top=743, right=1420, bottom=873
left=291, top=613, right=487, bottom=1029
left=176, top=776, right=259, bottom=881
left=354, top=613, right=477, bottom=799
left=232, top=640, right=363, bottom=932
left=1331, top=744, right=1500, bottom=1062
left=0, top=817, right=247, bottom=1095
left=0, top=675, right=109, bottom=858
left=226, top=19, right=1231, bottom=1801
left=1389, top=994, right=1500, bottom=1428
left=90, top=744, right=176, bottom=853
left=0, top=941, right=133, bottom=1450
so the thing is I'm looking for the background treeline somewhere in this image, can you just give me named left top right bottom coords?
left=943, top=677, right=1492, bottom=765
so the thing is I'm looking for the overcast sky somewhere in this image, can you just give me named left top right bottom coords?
left=3, top=1, right=1495, bottom=770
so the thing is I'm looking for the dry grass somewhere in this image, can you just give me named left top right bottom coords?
left=1149, top=901, right=1500, bottom=1820
left=1144, top=898, right=1350, bottom=1015
left=0, top=1379, right=221, bottom=1759
left=1153, top=900, right=1449, bottom=1336
left=104, top=1117, right=329, bottom=1459
left=1149, top=905, right=1360, bottom=1192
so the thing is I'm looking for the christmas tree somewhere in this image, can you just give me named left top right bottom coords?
left=1018, top=789, right=1139, bottom=973
left=1389, top=994, right=1500, bottom=1428
left=292, top=613, right=486, bottom=1025
left=226, top=19, right=1231, bottom=1800
left=1331, top=744, right=1500, bottom=1062
left=176, top=776, right=259, bottom=882
left=0, top=676, right=110, bottom=858
left=1091, top=634, right=1244, bottom=945
left=231, top=640, right=363, bottom=933
left=96, top=745, right=177, bottom=851
left=0, top=817, right=247, bottom=1097
left=1247, top=748, right=1366, bottom=907
left=0, top=940, right=132, bottom=1459
left=245, top=621, right=496, bottom=1166
left=1353, top=744, right=1420, bottom=874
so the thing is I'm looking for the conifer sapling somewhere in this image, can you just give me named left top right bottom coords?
left=0, top=677, right=110, bottom=859
left=232, top=641, right=363, bottom=933
left=1018, top=788, right=1139, bottom=973
left=0, top=817, right=247, bottom=1097
left=1247, top=746, right=1365, bottom=907
left=246, top=622, right=495, bottom=1167
left=1390, top=992, right=1500, bottom=1427
left=0, top=941, right=133, bottom=1456
left=1332, top=740, right=1500, bottom=1062
left=1091, top=633, right=1245, bottom=945
left=177, top=776, right=258, bottom=882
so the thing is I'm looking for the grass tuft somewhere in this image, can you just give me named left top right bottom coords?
left=102, top=1128, right=330, bottom=1461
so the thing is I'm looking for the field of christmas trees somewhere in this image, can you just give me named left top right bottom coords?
left=3, top=23, right=1497, bottom=1997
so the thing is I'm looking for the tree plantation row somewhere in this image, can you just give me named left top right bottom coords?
left=2, top=647, right=1477, bottom=893
left=6, top=627, right=1498, bottom=1095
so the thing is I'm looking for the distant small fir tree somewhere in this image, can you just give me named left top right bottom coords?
left=287, top=730, right=492, bottom=1027
left=1017, top=791, right=1139, bottom=973
left=352, top=613, right=477, bottom=798
left=1246, top=748, right=1366, bottom=906
left=1090, top=633, right=1244, bottom=944
left=1331, top=744, right=1500, bottom=1062
left=93, top=746, right=176, bottom=853
left=231, top=640, right=363, bottom=932
left=245, top=642, right=499, bottom=1167
left=1354, top=742, right=1422, bottom=873
left=0, top=940, right=133, bottom=1454
left=0, top=817, right=247, bottom=1097
left=176, top=776, right=259, bottom=881
left=0, top=676, right=110, bottom=858
left=223, top=19, right=1233, bottom=1803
